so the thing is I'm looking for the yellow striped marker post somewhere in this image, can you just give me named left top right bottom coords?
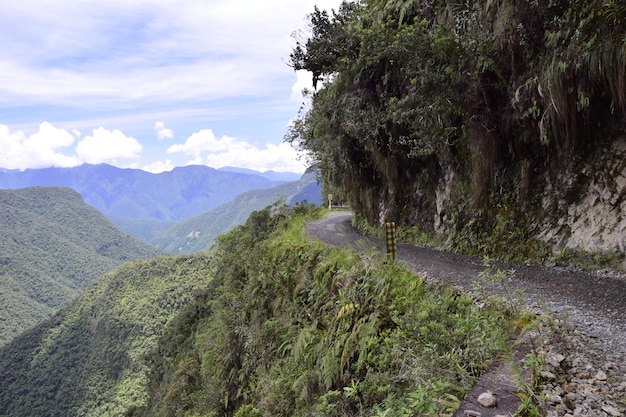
left=385, top=221, right=396, bottom=261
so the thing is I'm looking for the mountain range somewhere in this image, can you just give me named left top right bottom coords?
left=0, top=204, right=514, bottom=416
left=0, top=164, right=322, bottom=248
left=0, top=164, right=282, bottom=223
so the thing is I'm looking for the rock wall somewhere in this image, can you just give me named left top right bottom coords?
left=538, top=136, right=626, bottom=255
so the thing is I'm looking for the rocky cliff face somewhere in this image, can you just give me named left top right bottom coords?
left=426, top=134, right=625, bottom=267
left=538, top=136, right=626, bottom=257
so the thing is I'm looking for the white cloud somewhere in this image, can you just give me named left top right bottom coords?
left=0, top=0, right=345, bottom=109
left=0, top=121, right=305, bottom=173
left=185, top=156, right=205, bottom=166
left=26, top=121, right=75, bottom=149
left=143, top=158, right=174, bottom=173
left=168, top=129, right=307, bottom=172
left=205, top=141, right=307, bottom=173
left=0, top=122, right=146, bottom=169
left=75, top=127, right=143, bottom=165
left=291, top=70, right=315, bottom=100
left=154, top=121, right=174, bottom=140
left=166, top=129, right=237, bottom=157
left=0, top=0, right=331, bottom=108
left=0, top=122, right=79, bottom=170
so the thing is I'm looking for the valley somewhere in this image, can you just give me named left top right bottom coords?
left=0, top=166, right=321, bottom=347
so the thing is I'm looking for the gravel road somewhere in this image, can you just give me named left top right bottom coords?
left=307, top=211, right=626, bottom=416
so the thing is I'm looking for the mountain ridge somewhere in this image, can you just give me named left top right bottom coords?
left=0, top=252, right=213, bottom=416
left=0, top=163, right=287, bottom=224
left=0, top=205, right=513, bottom=417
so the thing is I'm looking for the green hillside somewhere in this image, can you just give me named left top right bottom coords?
left=152, top=171, right=320, bottom=253
left=0, top=253, right=213, bottom=417
left=0, top=205, right=515, bottom=416
left=0, top=186, right=162, bottom=345
left=10, top=0, right=621, bottom=411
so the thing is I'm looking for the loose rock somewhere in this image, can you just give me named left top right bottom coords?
left=477, top=391, right=497, bottom=408
left=546, top=353, right=566, bottom=368
left=595, top=370, right=607, bottom=381
left=602, top=405, right=623, bottom=417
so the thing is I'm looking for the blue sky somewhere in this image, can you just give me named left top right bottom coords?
left=0, top=0, right=342, bottom=173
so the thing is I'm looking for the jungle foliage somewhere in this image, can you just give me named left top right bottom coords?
left=131, top=204, right=514, bottom=416
left=0, top=252, right=214, bottom=417
left=287, top=0, right=626, bottom=256
left=0, top=186, right=162, bottom=346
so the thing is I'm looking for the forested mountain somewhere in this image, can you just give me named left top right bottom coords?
left=0, top=164, right=287, bottom=241
left=152, top=170, right=322, bottom=253
left=288, top=0, right=626, bottom=260
left=0, top=253, right=213, bottom=416
left=0, top=205, right=513, bottom=417
left=0, top=187, right=162, bottom=346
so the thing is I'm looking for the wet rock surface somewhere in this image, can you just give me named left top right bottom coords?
left=307, top=212, right=626, bottom=416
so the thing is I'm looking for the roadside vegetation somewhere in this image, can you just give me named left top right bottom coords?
left=0, top=203, right=548, bottom=416
left=4, top=1, right=626, bottom=414
left=133, top=204, right=518, bottom=416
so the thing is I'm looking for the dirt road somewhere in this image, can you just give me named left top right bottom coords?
left=307, top=211, right=626, bottom=416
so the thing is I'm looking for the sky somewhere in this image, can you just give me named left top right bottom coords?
left=0, top=0, right=343, bottom=173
